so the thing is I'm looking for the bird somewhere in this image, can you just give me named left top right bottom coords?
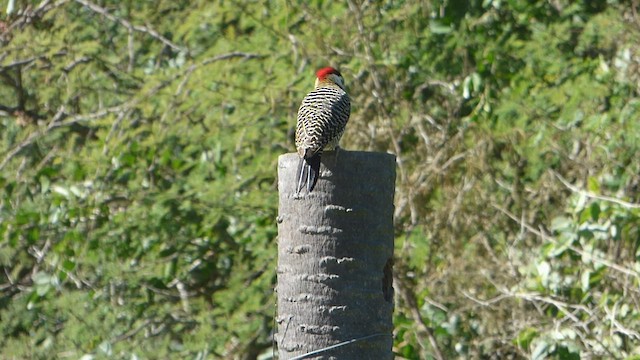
left=295, top=67, right=351, bottom=193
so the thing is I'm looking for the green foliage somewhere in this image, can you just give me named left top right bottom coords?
left=2, top=0, right=640, bottom=359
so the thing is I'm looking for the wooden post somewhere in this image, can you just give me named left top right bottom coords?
left=276, top=150, right=396, bottom=359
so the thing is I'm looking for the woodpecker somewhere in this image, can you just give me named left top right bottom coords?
left=295, top=67, right=351, bottom=193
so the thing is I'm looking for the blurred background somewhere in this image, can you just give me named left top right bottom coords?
left=1, top=0, right=639, bottom=359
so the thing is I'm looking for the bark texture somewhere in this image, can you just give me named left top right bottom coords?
left=276, top=150, right=395, bottom=359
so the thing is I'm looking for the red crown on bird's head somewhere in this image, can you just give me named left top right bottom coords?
left=316, top=67, right=342, bottom=80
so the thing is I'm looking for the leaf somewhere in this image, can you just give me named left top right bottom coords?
left=52, top=185, right=71, bottom=199
left=587, top=176, right=600, bottom=193
left=514, top=327, right=539, bottom=349
left=429, top=21, right=452, bottom=34
left=531, top=339, right=551, bottom=360
left=536, top=261, right=551, bottom=283
left=581, top=270, right=591, bottom=292
left=32, top=272, right=53, bottom=296
left=550, top=216, right=573, bottom=233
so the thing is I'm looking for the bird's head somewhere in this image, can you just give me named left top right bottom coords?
left=315, top=67, right=345, bottom=90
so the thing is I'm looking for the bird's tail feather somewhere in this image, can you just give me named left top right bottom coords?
left=296, top=153, right=321, bottom=193
left=306, top=153, right=321, bottom=192
left=296, top=157, right=306, bottom=194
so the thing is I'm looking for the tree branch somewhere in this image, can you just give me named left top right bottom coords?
left=551, top=170, right=640, bottom=209
left=2, top=0, right=69, bottom=40
left=394, top=275, right=445, bottom=360
left=492, top=204, right=639, bottom=279
left=73, top=0, right=186, bottom=53
left=0, top=51, right=264, bottom=171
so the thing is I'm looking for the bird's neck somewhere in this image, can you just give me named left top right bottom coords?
left=315, top=78, right=343, bottom=91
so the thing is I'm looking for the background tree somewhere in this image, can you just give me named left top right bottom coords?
left=1, top=0, right=639, bottom=359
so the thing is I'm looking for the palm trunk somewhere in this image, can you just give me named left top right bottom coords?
left=276, top=151, right=395, bottom=359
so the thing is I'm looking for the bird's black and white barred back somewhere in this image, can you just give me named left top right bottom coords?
left=295, top=67, right=351, bottom=193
